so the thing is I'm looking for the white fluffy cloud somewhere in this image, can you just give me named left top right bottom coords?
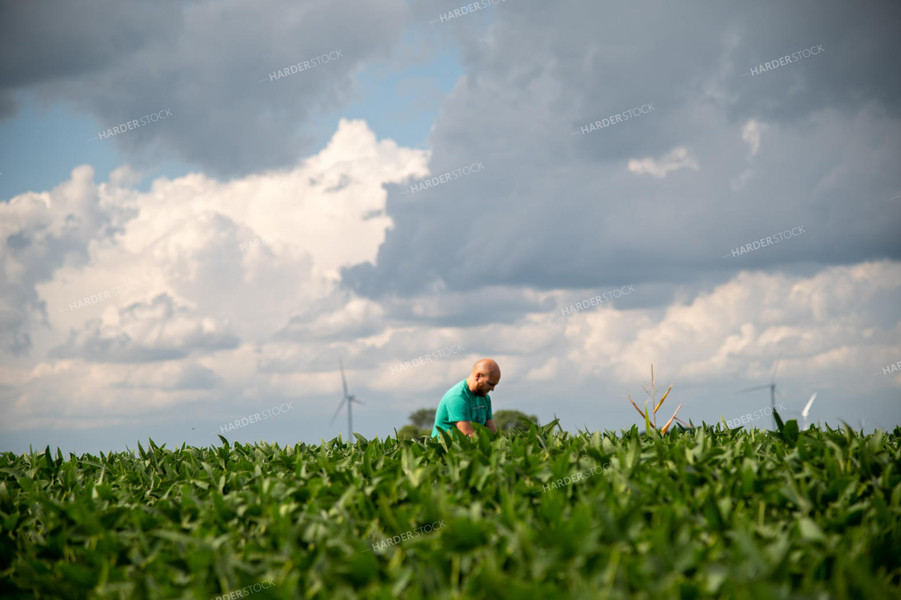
left=1, top=119, right=430, bottom=429
left=572, top=261, right=901, bottom=388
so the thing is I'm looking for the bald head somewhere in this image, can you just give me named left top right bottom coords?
left=467, top=358, right=501, bottom=396
left=472, top=358, right=500, bottom=377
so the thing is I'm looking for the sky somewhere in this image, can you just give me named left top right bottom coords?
left=1, top=0, right=899, bottom=455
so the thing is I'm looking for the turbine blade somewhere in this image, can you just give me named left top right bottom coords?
left=801, top=393, right=817, bottom=418
left=738, top=384, right=771, bottom=393
left=330, top=398, right=347, bottom=424
left=340, top=360, right=349, bottom=399
left=772, top=358, right=780, bottom=384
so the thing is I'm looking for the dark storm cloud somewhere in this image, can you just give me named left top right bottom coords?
left=343, top=0, right=901, bottom=300
left=0, top=0, right=408, bottom=177
left=0, top=0, right=183, bottom=89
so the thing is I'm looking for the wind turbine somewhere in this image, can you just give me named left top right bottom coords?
left=331, top=360, right=364, bottom=443
left=800, top=392, right=817, bottom=430
left=778, top=391, right=818, bottom=430
left=738, top=359, right=781, bottom=428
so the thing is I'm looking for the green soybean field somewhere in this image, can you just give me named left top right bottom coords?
left=1, top=419, right=899, bottom=599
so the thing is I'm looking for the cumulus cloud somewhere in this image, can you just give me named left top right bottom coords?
left=0, top=119, right=429, bottom=429
left=12, top=118, right=428, bottom=345
left=573, top=261, right=901, bottom=387
left=0, top=164, right=132, bottom=354
left=49, top=294, right=240, bottom=363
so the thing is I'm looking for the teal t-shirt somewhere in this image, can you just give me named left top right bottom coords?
left=431, top=379, right=493, bottom=437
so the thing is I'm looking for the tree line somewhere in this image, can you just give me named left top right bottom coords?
left=396, top=408, right=540, bottom=440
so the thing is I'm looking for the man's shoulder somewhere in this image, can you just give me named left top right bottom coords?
left=440, top=380, right=468, bottom=402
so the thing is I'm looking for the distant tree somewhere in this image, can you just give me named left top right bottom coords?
left=408, top=408, right=436, bottom=430
left=396, top=407, right=538, bottom=440
left=397, top=424, right=430, bottom=441
left=493, top=409, right=540, bottom=432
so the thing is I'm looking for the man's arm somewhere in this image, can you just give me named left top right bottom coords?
left=454, top=420, right=497, bottom=437
left=454, top=421, right=476, bottom=437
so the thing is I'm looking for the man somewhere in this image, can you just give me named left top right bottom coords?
left=431, top=358, right=500, bottom=439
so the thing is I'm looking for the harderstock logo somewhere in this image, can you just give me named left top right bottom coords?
left=873, top=360, right=901, bottom=376
left=723, top=401, right=786, bottom=428
left=740, top=44, right=824, bottom=78
left=364, top=520, right=447, bottom=553
left=430, top=0, right=509, bottom=24
left=391, top=344, right=465, bottom=375
left=213, top=402, right=295, bottom=435
left=60, top=278, right=149, bottom=313
left=555, top=284, right=636, bottom=321
left=721, top=225, right=806, bottom=258
left=231, top=232, right=284, bottom=255
left=573, top=103, right=655, bottom=136
left=89, top=108, right=173, bottom=142
left=211, top=579, right=274, bottom=600
left=401, top=162, right=485, bottom=195
left=258, top=50, right=343, bottom=83
left=543, top=463, right=614, bottom=492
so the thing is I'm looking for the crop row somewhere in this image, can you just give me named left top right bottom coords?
left=1, top=420, right=899, bottom=599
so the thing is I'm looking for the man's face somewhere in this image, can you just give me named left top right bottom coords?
left=474, top=370, right=500, bottom=396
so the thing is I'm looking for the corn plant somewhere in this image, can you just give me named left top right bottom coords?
left=627, top=363, right=689, bottom=434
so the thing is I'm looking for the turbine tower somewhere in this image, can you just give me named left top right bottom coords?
left=331, top=360, right=364, bottom=443
left=739, top=359, right=781, bottom=428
